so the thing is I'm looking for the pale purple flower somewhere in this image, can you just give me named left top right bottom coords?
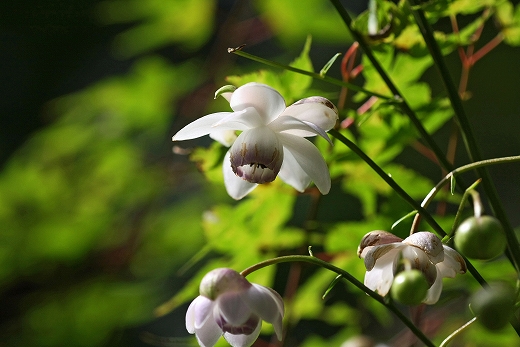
left=172, top=82, right=338, bottom=200
left=185, top=268, right=284, bottom=347
left=358, top=231, right=466, bottom=304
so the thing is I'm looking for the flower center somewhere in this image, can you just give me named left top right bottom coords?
left=216, top=314, right=260, bottom=335
left=229, top=127, right=283, bottom=184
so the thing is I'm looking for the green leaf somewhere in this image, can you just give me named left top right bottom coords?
left=97, top=0, right=216, bottom=57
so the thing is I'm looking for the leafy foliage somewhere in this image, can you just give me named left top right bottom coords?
left=2, top=0, right=520, bottom=346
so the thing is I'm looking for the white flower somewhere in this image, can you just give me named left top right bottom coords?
left=172, top=82, right=338, bottom=199
left=185, top=268, right=284, bottom=347
left=358, top=231, right=466, bottom=304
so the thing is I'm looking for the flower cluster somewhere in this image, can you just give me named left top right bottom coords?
left=358, top=231, right=467, bottom=304
left=172, top=82, right=338, bottom=200
left=185, top=268, right=284, bottom=347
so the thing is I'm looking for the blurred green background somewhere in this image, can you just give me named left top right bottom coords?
left=1, top=0, right=520, bottom=346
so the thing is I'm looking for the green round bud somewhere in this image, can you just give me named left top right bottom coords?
left=454, top=216, right=506, bottom=260
left=471, top=282, right=516, bottom=331
left=391, top=270, right=429, bottom=306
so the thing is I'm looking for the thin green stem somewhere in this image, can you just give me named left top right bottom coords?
left=406, top=0, right=520, bottom=276
left=327, top=0, right=456, bottom=175
left=447, top=180, right=482, bottom=239
left=330, top=129, right=445, bottom=236
left=329, top=129, right=486, bottom=286
left=240, top=255, right=435, bottom=347
left=439, top=317, right=477, bottom=347
left=418, top=156, right=520, bottom=214
left=230, top=50, right=391, bottom=100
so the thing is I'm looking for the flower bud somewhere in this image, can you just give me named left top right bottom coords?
left=199, top=268, right=251, bottom=300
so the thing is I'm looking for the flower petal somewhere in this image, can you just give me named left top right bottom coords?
left=196, top=319, right=223, bottom=347
left=186, top=298, right=198, bottom=334
left=246, top=284, right=284, bottom=339
left=423, top=270, right=444, bottom=305
left=278, top=148, right=311, bottom=192
left=217, top=293, right=253, bottom=326
left=223, top=321, right=262, bottom=347
left=403, top=232, right=444, bottom=264
left=363, top=244, right=403, bottom=271
left=277, top=133, right=331, bottom=194
left=438, top=245, right=467, bottom=278
left=364, top=249, right=397, bottom=296
left=192, top=296, right=216, bottom=330
left=281, top=96, right=338, bottom=134
left=213, top=107, right=263, bottom=129
left=209, top=129, right=237, bottom=147
left=188, top=297, right=223, bottom=347
left=172, top=112, right=232, bottom=141
left=230, top=83, right=286, bottom=125
left=223, top=151, right=257, bottom=199
left=358, top=231, right=403, bottom=258
left=269, top=115, right=332, bottom=144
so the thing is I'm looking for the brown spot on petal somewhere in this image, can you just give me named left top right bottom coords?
left=358, top=231, right=403, bottom=257
left=293, top=96, right=337, bottom=112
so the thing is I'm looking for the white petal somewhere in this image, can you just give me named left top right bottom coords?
left=438, top=245, right=467, bottom=278
left=277, top=133, right=331, bottom=194
left=230, top=83, right=286, bottom=125
left=217, top=293, right=253, bottom=326
left=213, top=107, right=263, bottom=129
left=196, top=320, right=223, bottom=347
left=223, top=151, right=257, bottom=200
left=172, top=112, right=231, bottom=141
left=278, top=149, right=311, bottom=192
left=186, top=298, right=198, bottom=333
left=281, top=96, right=338, bottom=134
left=223, top=321, right=262, bottom=347
left=364, top=249, right=397, bottom=296
left=209, top=129, right=237, bottom=147
left=358, top=231, right=403, bottom=258
left=189, top=297, right=223, bottom=347
left=193, top=296, right=216, bottom=330
left=423, top=271, right=444, bottom=305
left=363, top=244, right=403, bottom=271
left=269, top=115, right=332, bottom=144
left=246, top=284, right=284, bottom=339
left=403, top=232, right=444, bottom=264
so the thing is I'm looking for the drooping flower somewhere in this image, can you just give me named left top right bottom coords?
left=172, top=82, right=338, bottom=199
left=358, top=231, right=466, bottom=304
left=185, top=268, right=284, bottom=347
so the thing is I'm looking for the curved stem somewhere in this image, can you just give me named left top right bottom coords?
left=406, top=0, right=520, bottom=275
left=230, top=49, right=391, bottom=100
left=439, top=317, right=477, bottom=347
left=327, top=0, right=456, bottom=175
left=240, top=255, right=435, bottom=347
left=417, top=156, right=520, bottom=213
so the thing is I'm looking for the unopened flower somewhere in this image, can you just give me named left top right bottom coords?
left=186, top=268, right=284, bottom=347
left=172, top=82, right=338, bottom=199
left=358, top=231, right=466, bottom=304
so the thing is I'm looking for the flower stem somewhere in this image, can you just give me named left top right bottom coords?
left=405, top=0, right=520, bottom=274
left=446, top=179, right=482, bottom=239
left=439, top=317, right=477, bottom=347
left=327, top=0, right=456, bottom=175
left=229, top=49, right=391, bottom=100
left=240, top=255, right=435, bottom=347
left=329, top=129, right=445, bottom=237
